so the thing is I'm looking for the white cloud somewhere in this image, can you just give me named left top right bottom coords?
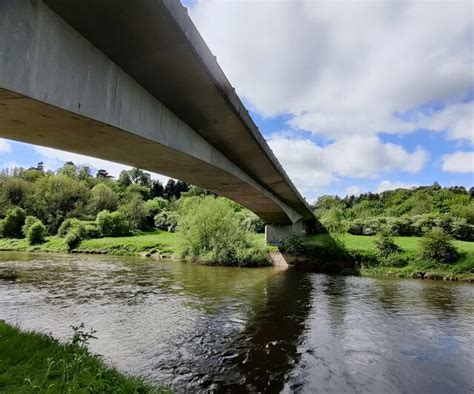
left=34, top=146, right=169, bottom=182
left=376, top=180, right=417, bottom=193
left=441, top=151, right=474, bottom=173
left=0, top=138, right=11, bottom=152
left=346, top=186, right=361, bottom=196
left=189, top=0, right=473, bottom=139
left=267, top=134, right=427, bottom=193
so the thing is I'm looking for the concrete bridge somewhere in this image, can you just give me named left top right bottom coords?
left=0, top=0, right=317, bottom=241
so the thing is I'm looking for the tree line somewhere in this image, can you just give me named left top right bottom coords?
left=314, top=183, right=474, bottom=241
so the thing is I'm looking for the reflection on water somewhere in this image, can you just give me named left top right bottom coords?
left=0, top=252, right=473, bottom=393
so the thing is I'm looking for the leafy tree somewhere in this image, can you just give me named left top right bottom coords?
left=30, top=175, right=90, bottom=233
left=144, top=198, right=168, bottom=228
left=2, top=207, right=26, bottom=238
left=90, top=183, right=118, bottom=214
left=0, top=178, right=31, bottom=213
left=96, top=211, right=129, bottom=237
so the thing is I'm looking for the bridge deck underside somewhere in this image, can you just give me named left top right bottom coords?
left=0, top=88, right=291, bottom=224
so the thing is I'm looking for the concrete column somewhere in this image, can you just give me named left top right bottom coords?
left=265, top=220, right=304, bottom=244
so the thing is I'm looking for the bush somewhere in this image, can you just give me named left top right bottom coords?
left=96, top=211, right=129, bottom=237
left=281, top=235, right=307, bottom=256
left=22, top=216, right=41, bottom=237
left=379, top=252, right=411, bottom=268
left=239, top=211, right=265, bottom=233
left=144, top=198, right=168, bottom=228
left=119, top=194, right=146, bottom=230
left=2, top=207, right=26, bottom=238
left=383, top=216, right=414, bottom=236
left=65, top=229, right=83, bottom=251
left=84, top=222, right=102, bottom=239
left=177, top=196, right=267, bottom=266
left=419, top=228, right=459, bottom=264
left=57, top=218, right=87, bottom=239
left=374, top=232, right=401, bottom=257
left=154, top=210, right=179, bottom=232
left=450, top=218, right=474, bottom=241
left=26, top=221, right=47, bottom=244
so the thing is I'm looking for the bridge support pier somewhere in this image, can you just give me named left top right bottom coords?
left=265, top=221, right=304, bottom=244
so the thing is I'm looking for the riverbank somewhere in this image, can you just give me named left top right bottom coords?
left=303, top=234, right=474, bottom=281
left=0, top=321, right=168, bottom=393
left=0, top=230, right=178, bottom=256
left=0, top=231, right=472, bottom=281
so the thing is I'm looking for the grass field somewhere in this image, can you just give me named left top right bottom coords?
left=0, top=321, right=167, bottom=393
left=304, top=233, right=474, bottom=280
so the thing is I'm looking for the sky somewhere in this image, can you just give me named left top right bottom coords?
left=1, top=0, right=473, bottom=202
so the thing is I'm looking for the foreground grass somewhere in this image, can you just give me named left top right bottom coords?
left=0, top=321, right=167, bottom=393
left=305, top=233, right=474, bottom=280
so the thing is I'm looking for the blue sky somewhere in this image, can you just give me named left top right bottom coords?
left=1, top=0, right=473, bottom=203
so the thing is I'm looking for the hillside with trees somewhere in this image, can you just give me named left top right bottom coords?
left=0, top=163, right=264, bottom=254
left=314, top=183, right=474, bottom=241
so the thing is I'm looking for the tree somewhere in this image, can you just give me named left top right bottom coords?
left=0, top=178, right=31, bottom=212
left=90, top=183, right=118, bottom=214
left=150, top=179, right=164, bottom=198
left=31, top=175, right=90, bottom=233
left=163, top=179, right=176, bottom=200
left=2, top=207, right=26, bottom=238
left=119, top=194, right=146, bottom=230
left=96, top=169, right=113, bottom=180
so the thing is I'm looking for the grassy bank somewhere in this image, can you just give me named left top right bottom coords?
left=0, top=321, right=167, bottom=393
left=0, top=230, right=271, bottom=259
left=0, top=230, right=179, bottom=256
left=304, top=233, right=474, bottom=281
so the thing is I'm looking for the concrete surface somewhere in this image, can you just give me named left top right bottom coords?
left=0, top=0, right=316, bottom=227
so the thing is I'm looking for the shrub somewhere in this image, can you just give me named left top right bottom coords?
left=450, top=218, right=474, bottom=241
left=419, top=228, right=459, bottom=264
left=374, top=232, right=401, bottom=257
left=65, top=229, right=83, bottom=251
left=2, top=207, right=26, bottom=238
left=22, top=216, right=41, bottom=237
left=154, top=210, right=179, bottom=232
left=57, top=218, right=87, bottom=239
left=379, top=252, right=411, bottom=268
left=177, top=196, right=267, bottom=266
left=26, top=221, right=47, bottom=244
left=239, top=211, right=265, bottom=233
left=0, top=219, right=4, bottom=237
left=383, top=216, right=414, bottom=236
left=143, top=198, right=168, bottom=228
left=84, top=222, right=102, bottom=239
left=281, top=235, right=307, bottom=256
left=96, top=211, right=129, bottom=237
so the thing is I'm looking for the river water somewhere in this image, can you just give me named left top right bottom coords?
left=0, top=252, right=473, bottom=393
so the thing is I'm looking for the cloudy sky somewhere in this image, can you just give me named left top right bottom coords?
left=1, top=0, right=472, bottom=201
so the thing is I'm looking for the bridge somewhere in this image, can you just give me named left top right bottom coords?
left=0, top=0, right=317, bottom=241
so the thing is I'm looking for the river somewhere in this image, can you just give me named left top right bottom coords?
left=0, top=252, right=473, bottom=393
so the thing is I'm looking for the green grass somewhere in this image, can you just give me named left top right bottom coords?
left=304, top=233, right=474, bottom=280
left=0, top=321, right=168, bottom=393
left=76, top=230, right=179, bottom=256
left=0, top=231, right=179, bottom=256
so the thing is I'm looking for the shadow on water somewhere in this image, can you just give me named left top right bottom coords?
left=211, top=269, right=313, bottom=393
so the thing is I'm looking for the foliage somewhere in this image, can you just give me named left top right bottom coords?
left=2, top=207, right=26, bottom=238
left=90, top=183, right=118, bottom=214
left=374, top=232, right=401, bottom=257
left=419, top=228, right=459, bottom=264
left=315, top=184, right=473, bottom=241
left=238, top=211, right=265, bottom=233
left=119, top=194, right=146, bottom=230
left=57, top=218, right=88, bottom=239
left=154, top=210, right=179, bottom=232
left=96, top=211, right=129, bottom=237
left=144, top=198, right=168, bottom=228
left=281, top=235, right=307, bottom=256
left=177, top=196, right=268, bottom=266
left=26, top=220, right=47, bottom=245
left=65, top=229, right=83, bottom=251
left=22, top=215, right=41, bottom=237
